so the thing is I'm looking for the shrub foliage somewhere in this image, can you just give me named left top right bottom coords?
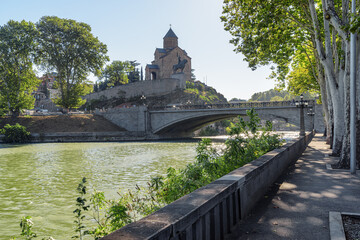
left=0, top=123, right=31, bottom=143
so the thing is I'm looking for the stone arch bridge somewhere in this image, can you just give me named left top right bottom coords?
left=97, top=101, right=324, bottom=139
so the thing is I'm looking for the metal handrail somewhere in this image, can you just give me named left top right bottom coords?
left=149, top=100, right=315, bottom=111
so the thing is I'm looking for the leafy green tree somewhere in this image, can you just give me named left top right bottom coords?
left=286, top=49, right=320, bottom=96
left=221, top=0, right=360, bottom=167
left=0, top=20, right=40, bottom=117
left=36, top=16, right=109, bottom=110
left=98, top=61, right=133, bottom=89
left=128, top=60, right=140, bottom=83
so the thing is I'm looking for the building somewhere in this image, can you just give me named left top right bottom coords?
left=145, top=28, right=192, bottom=82
left=38, top=72, right=57, bottom=93
left=33, top=72, right=60, bottom=111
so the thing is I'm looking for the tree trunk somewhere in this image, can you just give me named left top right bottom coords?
left=318, top=70, right=331, bottom=137
left=11, top=109, right=20, bottom=119
left=330, top=87, right=345, bottom=156
left=357, top=120, right=360, bottom=168
left=325, top=76, right=334, bottom=146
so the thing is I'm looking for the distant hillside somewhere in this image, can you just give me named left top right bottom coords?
left=250, top=89, right=317, bottom=102
left=184, top=81, right=227, bottom=104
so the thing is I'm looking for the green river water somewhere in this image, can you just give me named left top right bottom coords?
left=0, top=141, right=198, bottom=239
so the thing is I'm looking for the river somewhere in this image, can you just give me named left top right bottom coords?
left=0, top=141, right=198, bottom=239
left=0, top=132, right=299, bottom=239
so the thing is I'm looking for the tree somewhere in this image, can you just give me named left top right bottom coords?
left=128, top=60, right=140, bottom=83
left=93, top=82, right=99, bottom=92
left=221, top=0, right=360, bottom=167
left=286, top=48, right=320, bottom=96
left=98, top=60, right=132, bottom=89
left=0, top=20, right=40, bottom=117
left=36, top=16, right=109, bottom=110
left=191, top=69, right=196, bottom=81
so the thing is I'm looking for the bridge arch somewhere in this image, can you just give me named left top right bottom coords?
left=153, top=112, right=242, bottom=136
left=149, top=106, right=315, bottom=137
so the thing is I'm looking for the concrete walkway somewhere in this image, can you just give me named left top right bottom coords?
left=226, top=134, right=360, bottom=240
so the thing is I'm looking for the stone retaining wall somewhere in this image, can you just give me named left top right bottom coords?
left=83, top=78, right=185, bottom=103
left=95, top=106, right=147, bottom=132
left=101, top=132, right=314, bottom=240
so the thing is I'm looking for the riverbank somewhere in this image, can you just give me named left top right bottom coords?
left=0, top=115, right=138, bottom=142
left=0, top=114, right=125, bottom=133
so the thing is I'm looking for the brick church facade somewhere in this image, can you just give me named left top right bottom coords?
left=145, top=28, right=192, bottom=82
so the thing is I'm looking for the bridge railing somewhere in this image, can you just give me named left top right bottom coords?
left=149, top=100, right=315, bottom=111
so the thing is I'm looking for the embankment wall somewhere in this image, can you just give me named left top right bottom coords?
left=0, top=131, right=146, bottom=143
left=84, top=78, right=185, bottom=102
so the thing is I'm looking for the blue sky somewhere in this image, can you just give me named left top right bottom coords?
left=0, top=0, right=276, bottom=100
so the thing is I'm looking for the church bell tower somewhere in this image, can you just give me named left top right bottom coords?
left=163, top=27, right=178, bottom=49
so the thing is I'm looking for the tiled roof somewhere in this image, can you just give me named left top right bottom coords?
left=156, top=48, right=167, bottom=53
left=146, top=64, right=159, bottom=69
left=163, top=28, right=178, bottom=39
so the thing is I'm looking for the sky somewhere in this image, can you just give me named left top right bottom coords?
left=0, top=0, right=276, bottom=100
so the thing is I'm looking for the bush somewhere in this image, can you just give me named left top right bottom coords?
left=155, top=108, right=283, bottom=203
left=0, top=123, right=31, bottom=143
left=198, top=126, right=219, bottom=136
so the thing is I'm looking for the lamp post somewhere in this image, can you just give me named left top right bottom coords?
left=186, top=100, right=192, bottom=109
left=295, top=94, right=308, bottom=137
left=350, top=0, right=356, bottom=174
left=140, top=95, right=146, bottom=106
left=307, top=108, right=315, bottom=131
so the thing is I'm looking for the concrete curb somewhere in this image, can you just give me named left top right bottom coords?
left=329, top=212, right=346, bottom=240
left=329, top=211, right=360, bottom=240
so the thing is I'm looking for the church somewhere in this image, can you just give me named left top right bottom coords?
left=145, top=28, right=192, bottom=82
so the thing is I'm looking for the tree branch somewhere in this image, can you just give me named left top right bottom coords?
left=325, top=1, right=349, bottom=41
left=283, top=7, right=314, bottom=33
left=303, top=47, right=320, bottom=83
left=332, top=28, right=339, bottom=74
left=308, top=0, right=326, bottom=62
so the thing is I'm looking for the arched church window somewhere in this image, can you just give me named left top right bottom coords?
left=151, top=72, right=157, bottom=80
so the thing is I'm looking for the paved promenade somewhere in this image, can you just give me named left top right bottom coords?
left=226, top=134, right=360, bottom=240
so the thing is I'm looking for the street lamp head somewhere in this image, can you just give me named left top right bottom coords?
left=300, top=94, right=304, bottom=100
